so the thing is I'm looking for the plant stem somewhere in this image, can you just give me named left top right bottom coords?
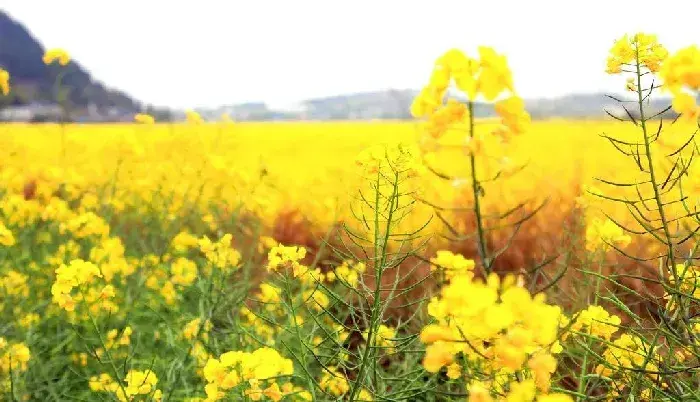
left=635, top=48, right=675, bottom=270
left=468, top=101, right=490, bottom=274
left=348, top=169, right=399, bottom=400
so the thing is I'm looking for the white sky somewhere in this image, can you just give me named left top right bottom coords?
left=1, top=0, right=698, bottom=109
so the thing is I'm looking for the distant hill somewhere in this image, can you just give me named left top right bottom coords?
left=201, top=91, right=676, bottom=122
left=0, top=10, right=140, bottom=117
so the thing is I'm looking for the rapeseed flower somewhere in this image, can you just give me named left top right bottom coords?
left=0, top=68, right=9, bottom=95
left=43, top=48, right=71, bottom=65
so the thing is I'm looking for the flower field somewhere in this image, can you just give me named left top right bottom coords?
left=1, top=35, right=700, bottom=401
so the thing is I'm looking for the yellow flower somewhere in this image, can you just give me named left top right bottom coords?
left=422, top=341, right=455, bottom=373
left=527, top=352, right=557, bottom=392
left=134, top=113, right=155, bottom=124
left=0, top=340, right=31, bottom=374
left=0, top=222, right=16, bottom=246
left=198, top=234, right=241, bottom=272
left=467, top=381, right=494, bottom=402
left=186, top=110, right=204, bottom=124
left=263, top=382, right=283, bottom=401
left=19, top=313, right=40, bottom=329
left=361, top=324, right=396, bottom=353
left=477, top=46, right=514, bottom=100
left=0, top=68, right=10, bottom=95
left=171, top=257, right=198, bottom=286
left=495, top=95, right=531, bottom=136
left=183, top=318, right=212, bottom=341
left=671, top=92, right=699, bottom=123
left=319, top=367, right=350, bottom=396
left=51, top=259, right=103, bottom=311
left=585, top=218, right=631, bottom=251
left=606, top=33, right=667, bottom=74
left=266, top=244, right=307, bottom=272
left=661, top=45, right=700, bottom=93
left=446, top=362, right=461, bottom=380
left=43, top=48, right=71, bottom=65
left=430, top=250, right=475, bottom=279
left=569, top=305, right=621, bottom=341
left=124, top=369, right=159, bottom=397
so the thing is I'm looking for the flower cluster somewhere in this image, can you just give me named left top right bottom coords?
left=202, top=347, right=294, bottom=401
left=325, top=259, right=366, bottom=287
left=595, top=334, right=661, bottom=398
left=584, top=218, right=631, bottom=251
left=51, top=259, right=112, bottom=312
left=411, top=47, right=530, bottom=143
left=421, top=251, right=565, bottom=399
left=567, top=305, right=621, bottom=341
left=0, top=338, right=31, bottom=374
left=90, top=369, right=162, bottom=401
left=0, top=222, right=16, bottom=247
left=0, top=68, right=9, bottom=96
left=430, top=250, right=476, bottom=280
left=661, top=45, right=700, bottom=123
left=361, top=324, right=397, bottom=354
left=134, top=113, right=156, bottom=124
left=198, top=233, right=242, bottom=272
left=183, top=318, right=212, bottom=342
left=605, top=33, right=668, bottom=74
left=665, top=264, right=700, bottom=311
left=0, top=270, right=29, bottom=297
left=266, top=244, right=307, bottom=275
left=43, top=48, right=71, bottom=66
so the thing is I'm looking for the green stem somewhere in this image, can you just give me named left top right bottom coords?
left=635, top=48, right=675, bottom=270
left=348, top=169, right=400, bottom=400
left=577, top=252, right=605, bottom=400
left=468, top=101, right=490, bottom=274
left=283, top=274, right=317, bottom=400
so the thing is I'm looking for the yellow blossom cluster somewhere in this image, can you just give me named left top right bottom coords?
left=605, top=33, right=668, bottom=74
left=171, top=231, right=201, bottom=254
left=430, top=250, right=476, bottom=280
left=0, top=270, right=29, bottom=297
left=411, top=47, right=530, bottom=144
left=325, top=259, right=366, bottom=287
left=421, top=251, right=564, bottom=398
left=266, top=244, right=307, bottom=274
left=183, top=318, right=212, bottom=342
left=89, top=236, right=135, bottom=282
left=595, top=334, right=661, bottom=397
left=661, top=45, right=700, bottom=123
left=584, top=218, right=632, bottom=251
left=467, top=378, right=572, bottom=402
left=42, top=48, right=71, bottom=66
left=134, top=113, right=156, bottom=124
left=361, top=324, right=397, bottom=354
left=59, top=212, right=110, bottom=239
left=665, top=264, right=700, bottom=310
left=0, top=68, right=9, bottom=95
left=202, top=347, right=294, bottom=401
left=171, top=257, right=198, bottom=286
left=198, top=233, right=242, bottom=272
left=51, top=259, right=113, bottom=312
left=355, top=142, right=424, bottom=178
left=568, top=305, right=621, bottom=341
left=0, top=222, right=16, bottom=246
left=0, top=338, right=31, bottom=374
left=89, top=369, right=162, bottom=401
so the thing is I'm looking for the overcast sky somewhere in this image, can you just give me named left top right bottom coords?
left=1, top=0, right=698, bottom=109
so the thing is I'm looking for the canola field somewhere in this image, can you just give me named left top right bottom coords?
left=1, top=34, right=700, bottom=401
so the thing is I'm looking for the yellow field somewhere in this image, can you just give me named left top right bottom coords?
left=0, top=120, right=640, bottom=232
